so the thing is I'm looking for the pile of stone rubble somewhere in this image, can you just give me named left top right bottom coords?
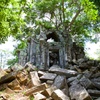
left=0, top=58, right=100, bottom=100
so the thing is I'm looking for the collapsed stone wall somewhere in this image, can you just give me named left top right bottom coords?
left=0, top=58, right=100, bottom=100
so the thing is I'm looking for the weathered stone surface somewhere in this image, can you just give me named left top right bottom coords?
left=0, top=83, right=7, bottom=91
left=49, top=67, right=77, bottom=78
left=88, top=89, right=100, bottom=97
left=30, top=71, right=41, bottom=86
left=91, top=72, right=100, bottom=78
left=18, top=96, right=29, bottom=100
left=67, top=77, right=76, bottom=84
left=46, top=80, right=54, bottom=85
left=17, top=70, right=28, bottom=85
left=11, top=63, right=23, bottom=71
left=0, top=93, right=10, bottom=100
left=77, top=58, right=86, bottom=64
left=91, top=77, right=100, bottom=89
left=79, top=76, right=94, bottom=89
left=4, top=87, right=15, bottom=94
left=34, top=93, right=46, bottom=100
left=0, top=68, right=7, bottom=78
left=38, top=71, right=46, bottom=77
left=40, top=72, right=57, bottom=81
left=79, top=63, right=91, bottom=68
left=4, top=68, right=11, bottom=73
left=41, top=86, right=56, bottom=97
left=46, top=97, right=54, bottom=100
left=61, top=83, right=69, bottom=96
left=0, top=72, right=17, bottom=84
left=83, top=70, right=92, bottom=78
left=69, top=84, right=92, bottom=100
left=24, top=83, right=47, bottom=96
left=92, top=82, right=100, bottom=89
left=73, top=65, right=82, bottom=73
left=91, top=77, right=100, bottom=82
left=51, top=89, right=70, bottom=100
left=53, top=75, right=66, bottom=89
left=8, top=79, right=22, bottom=90
left=24, top=62, right=37, bottom=72
left=70, top=79, right=79, bottom=86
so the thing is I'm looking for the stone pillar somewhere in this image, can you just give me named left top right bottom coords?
left=59, top=45, right=66, bottom=68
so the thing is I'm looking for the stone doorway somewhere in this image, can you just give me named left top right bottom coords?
left=49, top=49, right=59, bottom=67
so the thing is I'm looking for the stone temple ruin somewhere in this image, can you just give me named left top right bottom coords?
left=17, top=30, right=85, bottom=68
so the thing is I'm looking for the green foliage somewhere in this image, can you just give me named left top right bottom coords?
left=7, top=57, right=18, bottom=67
left=0, top=0, right=99, bottom=46
left=30, top=96, right=34, bottom=100
left=0, top=0, right=24, bottom=43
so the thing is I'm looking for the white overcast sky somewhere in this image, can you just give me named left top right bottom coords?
left=0, top=36, right=16, bottom=52
left=85, top=41, right=100, bottom=59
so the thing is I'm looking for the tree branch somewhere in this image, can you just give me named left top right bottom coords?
left=68, top=8, right=83, bottom=31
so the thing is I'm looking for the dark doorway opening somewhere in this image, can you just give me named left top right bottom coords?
left=46, top=32, right=59, bottom=42
left=49, top=49, right=59, bottom=67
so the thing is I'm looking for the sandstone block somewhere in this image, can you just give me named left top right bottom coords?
left=0, top=68, right=7, bottom=78
left=0, top=72, right=17, bottom=84
left=38, top=71, right=46, bottom=77
left=30, top=71, right=41, bottom=86
left=51, top=89, right=70, bottom=100
left=8, top=79, right=22, bottom=90
left=41, top=86, right=56, bottom=97
left=24, top=83, right=47, bottom=96
left=0, top=83, right=7, bottom=91
left=34, top=93, right=46, bottom=100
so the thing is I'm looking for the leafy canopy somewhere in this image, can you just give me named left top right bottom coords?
left=0, top=0, right=99, bottom=45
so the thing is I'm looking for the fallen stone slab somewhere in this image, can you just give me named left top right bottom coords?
left=4, top=87, right=15, bottom=94
left=51, top=89, right=70, bottom=100
left=79, top=76, right=95, bottom=89
left=40, top=72, right=57, bottom=81
left=49, top=67, right=77, bottom=78
left=61, top=87, right=69, bottom=96
left=69, top=84, right=92, bottom=100
left=46, top=80, right=54, bottom=85
left=0, top=68, right=7, bottom=78
left=8, top=79, right=22, bottom=90
left=11, top=63, right=23, bottom=71
left=41, top=86, right=56, bottom=98
left=70, top=79, right=79, bottom=86
left=79, top=63, right=91, bottom=69
left=17, top=71, right=28, bottom=85
left=93, top=82, right=100, bottom=89
left=33, top=93, right=46, bottom=100
left=30, top=71, right=41, bottom=86
left=53, top=75, right=67, bottom=89
left=24, top=62, right=37, bottom=72
left=0, top=83, right=8, bottom=91
left=91, top=72, right=100, bottom=78
left=67, top=77, right=76, bottom=84
left=38, top=71, right=46, bottom=77
left=88, top=89, right=100, bottom=97
left=91, top=77, right=100, bottom=82
left=83, top=70, right=92, bottom=78
left=24, top=83, right=47, bottom=96
left=0, top=72, right=17, bottom=84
